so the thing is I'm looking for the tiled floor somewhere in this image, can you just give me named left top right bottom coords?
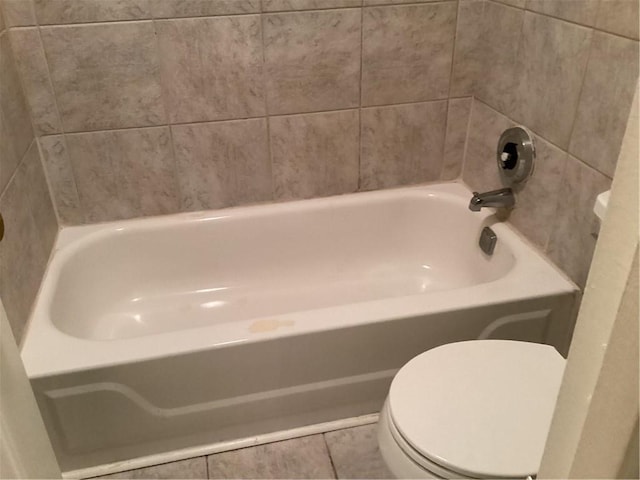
left=95, top=424, right=392, bottom=479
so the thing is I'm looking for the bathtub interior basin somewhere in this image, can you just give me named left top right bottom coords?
left=50, top=187, right=515, bottom=342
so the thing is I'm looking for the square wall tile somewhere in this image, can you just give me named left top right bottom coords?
left=546, top=157, right=611, bottom=287
left=39, top=135, right=84, bottom=225
left=508, top=134, right=567, bottom=249
left=207, top=434, right=335, bottom=479
left=512, top=12, right=592, bottom=149
left=263, top=9, right=361, bottom=115
left=2, top=0, right=35, bottom=26
left=96, top=457, right=206, bottom=479
left=172, top=119, right=272, bottom=211
left=157, top=16, right=265, bottom=124
left=22, top=142, right=58, bottom=256
left=360, top=101, right=447, bottom=190
left=362, top=3, right=456, bottom=105
left=569, top=32, right=639, bottom=178
left=324, top=424, right=392, bottom=479
left=0, top=33, right=34, bottom=165
left=9, top=28, right=62, bottom=135
left=474, top=0, right=524, bottom=115
left=450, top=0, right=485, bottom=98
left=462, top=100, right=514, bottom=192
left=270, top=110, right=359, bottom=200
left=263, top=0, right=361, bottom=11
left=156, top=15, right=265, bottom=123
left=526, top=0, right=600, bottom=26
left=65, top=127, right=180, bottom=222
left=441, top=97, right=472, bottom=181
left=0, top=142, right=54, bottom=343
left=596, top=0, right=639, bottom=40
left=152, top=0, right=259, bottom=18
left=0, top=108, right=20, bottom=195
left=41, top=22, right=165, bottom=132
left=34, top=0, right=151, bottom=24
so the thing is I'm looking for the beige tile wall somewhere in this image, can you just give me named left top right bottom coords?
left=2, top=0, right=638, bottom=295
left=7, top=0, right=473, bottom=225
left=463, top=0, right=639, bottom=287
left=0, top=0, right=58, bottom=343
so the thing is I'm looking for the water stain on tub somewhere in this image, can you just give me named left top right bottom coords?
left=249, top=318, right=296, bottom=333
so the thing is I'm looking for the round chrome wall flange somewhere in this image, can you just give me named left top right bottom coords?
left=496, top=127, right=535, bottom=186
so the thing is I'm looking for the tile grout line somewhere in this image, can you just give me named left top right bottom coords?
left=322, top=433, right=340, bottom=480
left=564, top=23, right=597, bottom=161
left=0, top=138, right=36, bottom=201
left=38, top=96, right=471, bottom=139
left=358, top=2, right=365, bottom=192
left=151, top=15, right=187, bottom=214
left=259, top=9, right=276, bottom=203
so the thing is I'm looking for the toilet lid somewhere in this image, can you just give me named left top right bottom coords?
left=388, top=340, right=565, bottom=479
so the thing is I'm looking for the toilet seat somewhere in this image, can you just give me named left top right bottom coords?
left=387, top=340, right=565, bottom=479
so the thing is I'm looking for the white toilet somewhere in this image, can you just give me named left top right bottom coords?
left=377, top=340, right=565, bottom=479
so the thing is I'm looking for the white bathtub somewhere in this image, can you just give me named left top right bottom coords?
left=21, top=183, right=577, bottom=476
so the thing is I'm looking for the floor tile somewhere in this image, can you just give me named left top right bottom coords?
left=324, top=424, right=392, bottom=479
left=207, top=434, right=336, bottom=479
left=95, top=457, right=206, bottom=479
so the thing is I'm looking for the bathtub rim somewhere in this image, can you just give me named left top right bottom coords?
left=20, top=182, right=578, bottom=379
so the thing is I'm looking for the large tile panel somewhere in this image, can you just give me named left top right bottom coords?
left=450, top=0, right=485, bottom=98
left=157, top=16, right=265, bottom=124
left=475, top=2, right=524, bottom=115
left=526, top=0, right=600, bottom=26
left=461, top=100, right=514, bottom=193
left=0, top=142, right=56, bottom=343
left=2, top=0, right=36, bottom=26
left=360, top=101, right=447, bottom=189
left=34, top=0, right=151, bottom=24
left=22, top=142, right=58, bottom=253
left=569, top=31, right=639, bottom=178
left=40, top=21, right=165, bottom=132
left=9, top=28, right=62, bottom=135
left=512, top=12, right=592, bottom=148
left=263, top=9, right=361, bottom=115
left=38, top=135, right=84, bottom=225
left=596, top=0, right=639, bottom=40
left=0, top=33, right=34, bottom=167
left=546, top=156, right=611, bottom=287
left=65, top=127, right=180, bottom=222
left=172, top=118, right=272, bottom=211
left=508, top=134, right=567, bottom=249
left=270, top=110, right=359, bottom=200
left=475, top=0, right=524, bottom=115
left=361, top=2, right=456, bottom=105
left=441, top=97, right=472, bottom=181
left=207, top=435, right=335, bottom=479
